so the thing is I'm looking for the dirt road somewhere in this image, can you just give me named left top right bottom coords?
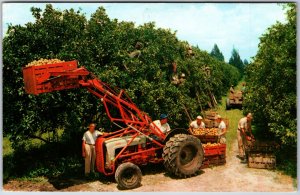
left=3, top=139, right=296, bottom=192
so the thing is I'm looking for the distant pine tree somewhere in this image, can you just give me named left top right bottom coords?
left=210, top=44, right=225, bottom=62
left=243, top=59, right=249, bottom=66
left=229, top=48, right=244, bottom=74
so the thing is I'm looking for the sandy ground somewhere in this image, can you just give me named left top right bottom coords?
left=3, top=140, right=297, bottom=192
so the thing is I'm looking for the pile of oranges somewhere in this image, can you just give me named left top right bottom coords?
left=192, top=128, right=218, bottom=136
left=26, top=58, right=65, bottom=67
left=202, top=142, right=222, bottom=148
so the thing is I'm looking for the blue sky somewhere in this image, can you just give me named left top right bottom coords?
left=2, top=3, right=287, bottom=62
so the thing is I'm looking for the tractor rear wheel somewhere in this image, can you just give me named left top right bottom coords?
left=115, top=162, right=142, bottom=190
left=163, top=134, right=204, bottom=177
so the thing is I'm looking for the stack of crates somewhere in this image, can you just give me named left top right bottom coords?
left=188, top=110, right=228, bottom=169
left=246, top=141, right=278, bottom=169
left=204, top=110, right=229, bottom=128
left=200, top=143, right=226, bottom=169
left=204, top=110, right=218, bottom=128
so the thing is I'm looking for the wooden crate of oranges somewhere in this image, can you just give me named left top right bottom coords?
left=202, top=142, right=226, bottom=156
left=190, top=128, right=219, bottom=143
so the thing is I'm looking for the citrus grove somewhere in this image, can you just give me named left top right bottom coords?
left=2, top=3, right=296, bottom=183
left=3, top=4, right=239, bottom=180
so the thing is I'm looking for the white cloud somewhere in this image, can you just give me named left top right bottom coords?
left=2, top=3, right=287, bottom=61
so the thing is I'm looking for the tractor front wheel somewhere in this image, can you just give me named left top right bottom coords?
left=115, top=162, right=142, bottom=190
left=163, top=134, right=204, bottom=177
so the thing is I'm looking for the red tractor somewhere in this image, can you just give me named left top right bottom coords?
left=23, top=60, right=204, bottom=189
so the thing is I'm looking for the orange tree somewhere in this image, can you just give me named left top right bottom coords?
left=243, top=4, right=296, bottom=177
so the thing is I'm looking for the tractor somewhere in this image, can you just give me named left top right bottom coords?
left=226, top=88, right=243, bottom=110
left=22, top=60, right=204, bottom=190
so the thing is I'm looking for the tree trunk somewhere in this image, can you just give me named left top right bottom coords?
left=28, top=134, right=50, bottom=143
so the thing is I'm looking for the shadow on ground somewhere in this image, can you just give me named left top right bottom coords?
left=47, top=163, right=168, bottom=190
left=47, top=173, right=115, bottom=190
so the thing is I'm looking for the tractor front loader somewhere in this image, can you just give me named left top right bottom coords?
left=23, top=60, right=204, bottom=189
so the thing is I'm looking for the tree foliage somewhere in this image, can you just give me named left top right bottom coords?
left=210, top=43, right=224, bottom=62
left=243, top=3, right=296, bottom=146
left=3, top=4, right=240, bottom=148
left=229, top=48, right=244, bottom=75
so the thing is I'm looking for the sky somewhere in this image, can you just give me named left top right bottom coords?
left=2, top=3, right=287, bottom=62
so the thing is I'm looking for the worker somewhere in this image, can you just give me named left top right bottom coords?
left=135, top=41, right=143, bottom=50
left=187, top=45, right=194, bottom=57
left=230, top=85, right=235, bottom=94
left=190, top=116, right=205, bottom=130
left=170, top=61, right=180, bottom=85
left=172, top=61, right=177, bottom=74
left=128, top=50, right=141, bottom=58
left=241, top=82, right=246, bottom=93
left=179, top=73, right=186, bottom=84
left=216, top=115, right=227, bottom=143
left=82, top=123, right=103, bottom=176
left=151, top=114, right=171, bottom=134
left=171, top=74, right=180, bottom=85
left=237, top=113, right=254, bottom=162
left=128, top=41, right=143, bottom=58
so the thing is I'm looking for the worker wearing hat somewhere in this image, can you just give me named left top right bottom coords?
left=190, top=116, right=205, bottom=130
left=216, top=115, right=227, bottom=143
left=151, top=114, right=171, bottom=134
left=237, top=113, right=254, bottom=162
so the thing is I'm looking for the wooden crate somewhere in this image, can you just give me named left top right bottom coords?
left=197, top=135, right=218, bottom=143
left=204, top=119, right=214, bottom=128
left=204, top=118, right=229, bottom=128
left=246, top=140, right=279, bottom=153
left=203, top=144, right=226, bottom=156
left=200, top=154, right=226, bottom=169
left=205, top=110, right=218, bottom=120
left=200, top=160, right=210, bottom=169
left=248, top=153, right=276, bottom=169
left=205, top=110, right=217, bottom=116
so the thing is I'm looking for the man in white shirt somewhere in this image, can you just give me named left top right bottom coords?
left=216, top=115, right=227, bottom=143
left=151, top=114, right=171, bottom=134
left=82, top=123, right=103, bottom=176
left=190, top=116, right=205, bottom=130
left=237, top=113, right=254, bottom=162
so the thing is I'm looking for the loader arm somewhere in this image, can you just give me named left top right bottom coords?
left=23, top=61, right=166, bottom=141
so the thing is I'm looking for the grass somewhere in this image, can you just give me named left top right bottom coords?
left=3, top=129, right=65, bottom=155
left=214, top=80, right=245, bottom=153
left=216, top=96, right=244, bottom=153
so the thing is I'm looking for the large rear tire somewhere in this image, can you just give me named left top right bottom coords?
left=163, top=134, right=204, bottom=177
left=115, top=162, right=142, bottom=190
